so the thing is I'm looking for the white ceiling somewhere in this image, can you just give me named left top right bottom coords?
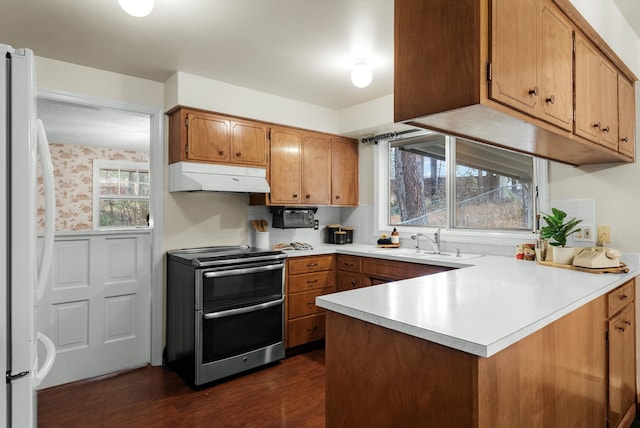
left=1, top=0, right=638, bottom=148
left=0, top=0, right=393, bottom=111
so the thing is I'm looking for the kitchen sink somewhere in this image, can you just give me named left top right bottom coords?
left=367, top=248, right=483, bottom=261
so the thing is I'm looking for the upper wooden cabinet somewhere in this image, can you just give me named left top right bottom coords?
left=269, top=127, right=302, bottom=204
left=491, top=0, right=573, bottom=131
left=168, top=107, right=268, bottom=167
left=394, top=0, right=637, bottom=166
left=575, top=32, right=619, bottom=151
left=618, top=75, right=636, bottom=159
left=268, top=128, right=332, bottom=206
left=331, top=138, right=359, bottom=206
left=253, top=129, right=358, bottom=207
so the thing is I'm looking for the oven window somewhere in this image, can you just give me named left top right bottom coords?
left=202, top=303, right=283, bottom=362
left=202, top=263, right=283, bottom=310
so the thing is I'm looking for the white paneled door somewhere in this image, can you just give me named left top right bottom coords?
left=36, top=231, right=151, bottom=388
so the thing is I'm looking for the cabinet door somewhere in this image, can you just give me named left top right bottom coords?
left=337, top=271, right=362, bottom=292
left=599, top=59, right=619, bottom=150
left=269, top=127, right=301, bottom=204
left=230, top=120, right=268, bottom=166
left=618, top=75, right=636, bottom=158
left=574, top=33, right=601, bottom=143
left=539, top=0, right=573, bottom=130
left=301, top=133, right=331, bottom=205
left=331, top=138, right=358, bottom=206
left=490, top=0, right=539, bottom=115
left=608, top=303, right=636, bottom=428
left=186, top=112, right=230, bottom=162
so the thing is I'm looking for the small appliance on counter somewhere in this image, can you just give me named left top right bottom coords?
left=326, top=225, right=355, bottom=244
left=270, top=206, right=317, bottom=229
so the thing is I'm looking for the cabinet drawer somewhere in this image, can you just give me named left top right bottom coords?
left=337, top=255, right=362, bottom=273
left=287, top=255, right=335, bottom=275
left=362, top=257, right=451, bottom=282
left=337, top=271, right=363, bottom=291
left=288, top=271, right=335, bottom=293
left=288, top=288, right=332, bottom=319
left=608, top=279, right=635, bottom=317
left=288, top=314, right=326, bottom=348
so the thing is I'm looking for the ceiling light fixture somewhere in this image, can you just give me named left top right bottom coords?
left=118, top=0, right=154, bottom=17
left=350, top=59, right=373, bottom=88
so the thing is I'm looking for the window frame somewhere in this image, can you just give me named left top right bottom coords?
left=373, top=136, right=549, bottom=247
left=93, top=159, right=151, bottom=230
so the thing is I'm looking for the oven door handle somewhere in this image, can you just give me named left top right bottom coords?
left=203, top=263, right=283, bottom=278
left=203, top=297, right=284, bottom=320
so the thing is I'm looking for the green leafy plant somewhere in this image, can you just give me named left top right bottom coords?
left=540, top=208, right=582, bottom=247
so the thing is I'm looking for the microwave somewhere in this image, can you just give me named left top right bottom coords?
left=270, top=207, right=317, bottom=229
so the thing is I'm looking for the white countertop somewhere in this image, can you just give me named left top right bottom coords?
left=287, top=244, right=640, bottom=358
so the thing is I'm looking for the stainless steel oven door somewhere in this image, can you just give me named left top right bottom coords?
left=196, top=260, right=284, bottom=311
left=194, top=297, right=285, bottom=385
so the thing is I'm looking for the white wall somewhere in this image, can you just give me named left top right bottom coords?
left=550, top=0, right=640, bottom=253
left=36, top=57, right=163, bottom=107
left=165, top=71, right=340, bottom=134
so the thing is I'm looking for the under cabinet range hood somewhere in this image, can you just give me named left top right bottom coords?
left=169, top=162, right=270, bottom=193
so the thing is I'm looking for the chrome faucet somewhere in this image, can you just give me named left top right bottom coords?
left=410, top=229, right=441, bottom=254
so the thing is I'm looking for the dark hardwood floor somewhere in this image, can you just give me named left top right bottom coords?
left=37, top=349, right=325, bottom=427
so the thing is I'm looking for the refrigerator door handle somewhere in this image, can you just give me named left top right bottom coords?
left=36, top=119, right=55, bottom=301
left=34, top=332, right=56, bottom=387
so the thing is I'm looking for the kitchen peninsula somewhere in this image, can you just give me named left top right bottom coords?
left=304, top=246, right=639, bottom=428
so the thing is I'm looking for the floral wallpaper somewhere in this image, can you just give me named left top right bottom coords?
left=37, top=143, right=149, bottom=232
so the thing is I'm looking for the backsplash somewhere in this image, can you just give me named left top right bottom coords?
left=247, top=204, right=374, bottom=248
left=37, top=143, right=149, bottom=231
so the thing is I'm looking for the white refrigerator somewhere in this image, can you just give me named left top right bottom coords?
left=0, top=45, right=56, bottom=426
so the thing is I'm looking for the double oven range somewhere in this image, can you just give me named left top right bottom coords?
left=166, top=246, right=287, bottom=387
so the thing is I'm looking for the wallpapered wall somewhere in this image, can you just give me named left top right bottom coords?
left=37, top=143, right=150, bottom=232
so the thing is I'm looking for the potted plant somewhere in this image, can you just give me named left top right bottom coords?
left=540, top=208, right=582, bottom=264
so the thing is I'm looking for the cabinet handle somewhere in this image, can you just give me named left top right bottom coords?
left=619, top=294, right=628, bottom=301
left=351, top=280, right=357, bottom=285
left=617, top=326, right=626, bottom=332
left=593, top=122, right=601, bottom=129
left=306, top=263, right=318, bottom=268
left=306, top=325, right=318, bottom=332
left=292, top=194, right=298, bottom=198
left=346, top=262, right=354, bottom=267
left=306, top=279, right=319, bottom=284
left=218, top=150, right=225, bottom=155
left=335, top=195, right=340, bottom=200
left=528, top=86, right=539, bottom=96
left=602, top=126, right=610, bottom=133
left=625, top=320, right=632, bottom=326
left=545, top=95, right=555, bottom=104
left=306, top=301, right=314, bottom=306
left=621, top=137, right=629, bottom=143
left=235, top=152, right=242, bottom=157
left=305, top=194, right=311, bottom=199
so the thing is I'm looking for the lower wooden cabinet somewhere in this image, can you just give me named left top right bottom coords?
left=606, top=279, right=636, bottom=428
left=286, top=255, right=335, bottom=349
left=337, top=254, right=453, bottom=291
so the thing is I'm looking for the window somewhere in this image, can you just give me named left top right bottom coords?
left=93, top=160, right=150, bottom=229
left=379, top=132, right=545, bottom=233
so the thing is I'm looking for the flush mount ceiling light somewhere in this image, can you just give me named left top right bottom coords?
left=350, top=59, right=373, bottom=88
left=118, top=0, right=154, bottom=17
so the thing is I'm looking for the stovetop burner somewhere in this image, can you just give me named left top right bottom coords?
left=167, top=245, right=286, bottom=267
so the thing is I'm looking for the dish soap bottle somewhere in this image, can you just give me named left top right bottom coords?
left=391, top=228, right=400, bottom=245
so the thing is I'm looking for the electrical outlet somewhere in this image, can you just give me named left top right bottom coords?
left=314, top=220, right=319, bottom=230
left=574, top=224, right=593, bottom=242
left=597, top=225, right=611, bottom=244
